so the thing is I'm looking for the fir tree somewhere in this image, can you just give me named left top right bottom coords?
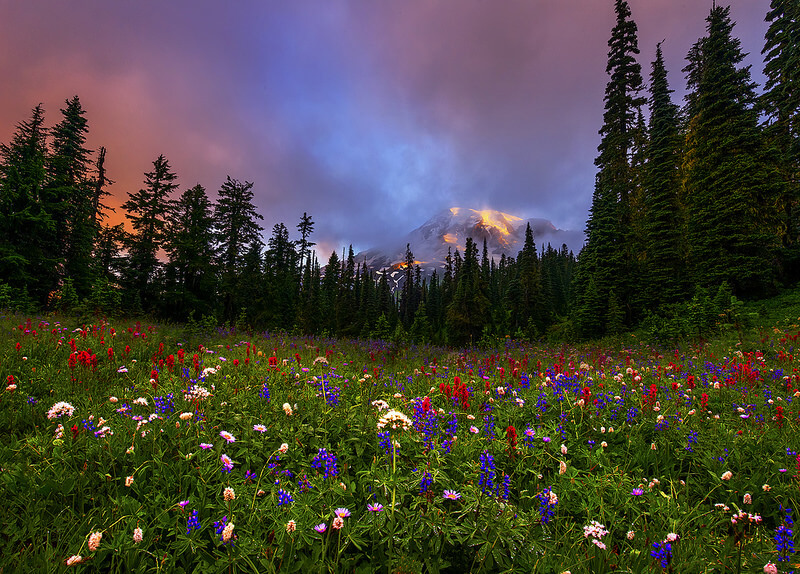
left=762, top=0, right=800, bottom=280
left=682, top=5, right=781, bottom=295
left=47, top=96, right=97, bottom=299
left=213, top=176, right=264, bottom=322
left=162, top=184, right=216, bottom=320
left=122, top=154, right=178, bottom=311
left=642, top=43, right=686, bottom=308
left=0, top=104, right=54, bottom=303
left=574, top=0, right=645, bottom=337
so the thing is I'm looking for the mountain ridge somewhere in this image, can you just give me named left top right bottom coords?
left=355, top=207, right=584, bottom=280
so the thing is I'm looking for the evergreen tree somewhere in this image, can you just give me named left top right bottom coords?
left=399, top=244, right=419, bottom=329
left=296, top=212, right=315, bottom=276
left=335, top=246, right=357, bottom=335
left=446, top=237, right=489, bottom=344
left=263, top=222, right=297, bottom=328
left=47, top=96, right=97, bottom=299
left=162, top=184, right=217, bottom=320
left=642, top=43, right=686, bottom=307
left=762, top=0, right=800, bottom=281
left=574, top=0, right=645, bottom=337
left=213, top=176, right=264, bottom=322
left=682, top=5, right=781, bottom=295
left=0, top=104, right=54, bottom=303
left=321, top=250, right=340, bottom=333
left=122, top=154, right=178, bottom=311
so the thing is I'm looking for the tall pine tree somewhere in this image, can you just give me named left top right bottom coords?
left=213, top=176, right=264, bottom=322
left=47, top=96, right=97, bottom=299
left=574, top=0, right=645, bottom=338
left=0, top=104, right=53, bottom=304
left=162, top=184, right=216, bottom=320
left=122, top=154, right=178, bottom=311
left=762, top=0, right=800, bottom=281
left=642, top=43, right=686, bottom=308
left=682, top=5, right=781, bottom=295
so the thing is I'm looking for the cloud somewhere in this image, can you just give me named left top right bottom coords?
left=0, top=1, right=771, bottom=254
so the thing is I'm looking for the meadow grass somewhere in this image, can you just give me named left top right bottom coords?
left=1, top=311, right=799, bottom=573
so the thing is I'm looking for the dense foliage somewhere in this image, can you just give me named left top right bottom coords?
left=0, top=2, right=797, bottom=345
left=2, top=298, right=800, bottom=572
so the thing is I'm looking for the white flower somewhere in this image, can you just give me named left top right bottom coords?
left=222, top=521, right=235, bottom=543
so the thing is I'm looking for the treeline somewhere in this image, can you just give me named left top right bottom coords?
left=0, top=96, right=574, bottom=344
left=2, top=1, right=797, bottom=344
left=573, top=1, right=799, bottom=338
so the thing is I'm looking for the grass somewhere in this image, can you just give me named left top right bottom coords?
left=1, top=304, right=800, bottom=573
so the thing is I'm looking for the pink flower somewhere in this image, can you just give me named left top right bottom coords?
left=66, top=555, right=83, bottom=566
left=764, top=563, right=778, bottom=574
left=222, top=521, right=235, bottom=543
left=286, top=520, right=296, bottom=533
left=133, top=527, right=143, bottom=544
left=87, top=531, right=102, bottom=552
left=721, top=471, right=733, bottom=481
left=332, top=516, right=344, bottom=530
left=224, top=487, right=235, bottom=501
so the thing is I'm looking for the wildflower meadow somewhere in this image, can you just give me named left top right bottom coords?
left=2, top=312, right=800, bottom=573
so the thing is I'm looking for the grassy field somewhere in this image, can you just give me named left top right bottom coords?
left=2, top=294, right=800, bottom=573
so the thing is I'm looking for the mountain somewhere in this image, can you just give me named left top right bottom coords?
left=355, top=207, right=584, bottom=281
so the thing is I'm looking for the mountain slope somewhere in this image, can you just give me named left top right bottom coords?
left=356, top=207, right=584, bottom=278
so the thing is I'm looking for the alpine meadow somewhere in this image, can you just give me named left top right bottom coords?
left=1, top=1, right=800, bottom=573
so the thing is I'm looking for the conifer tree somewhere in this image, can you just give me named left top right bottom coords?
left=0, top=104, right=53, bottom=303
left=682, top=5, right=781, bottom=295
left=446, top=237, right=489, bottom=344
left=263, top=223, right=297, bottom=328
left=47, top=96, right=97, bottom=299
left=213, top=176, right=264, bottom=322
left=762, top=0, right=800, bottom=280
left=642, top=43, right=686, bottom=308
left=574, top=0, right=645, bottom=337
left=122, top=154, right=178, bottom=311
left=296, top=212, right=315, bottom=276
left=162, top=184, right=216, bottom=319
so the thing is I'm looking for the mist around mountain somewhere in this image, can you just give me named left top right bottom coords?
left=355, top=207, right=584, bottom=277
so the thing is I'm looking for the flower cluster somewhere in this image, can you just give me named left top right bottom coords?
left=775, top=505, right=794, bottom=562
left=186, top=510, right=201, bottom=534
left=651, top=540, right=673, bottom=569
left=277, top=488, right=294, bottom=506
left=377, top=409, right=412, bottom=430
left=536, top=488, right=558, bottom=524
left=584, top=520, right=609, bottom=550
left=311, top=448, right=339, bottom=479
left=214, top=516, right=235, bottom=544
left=47, top=401, right=75, bottom=419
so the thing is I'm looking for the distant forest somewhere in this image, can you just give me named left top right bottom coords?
left=0, top=1, right=797, bottom=344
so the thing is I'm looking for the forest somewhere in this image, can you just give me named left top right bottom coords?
left=0, top=1, right=797, bottom=345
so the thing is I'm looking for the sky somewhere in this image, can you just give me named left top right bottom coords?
left=0, top=1, right=771, bottom=259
